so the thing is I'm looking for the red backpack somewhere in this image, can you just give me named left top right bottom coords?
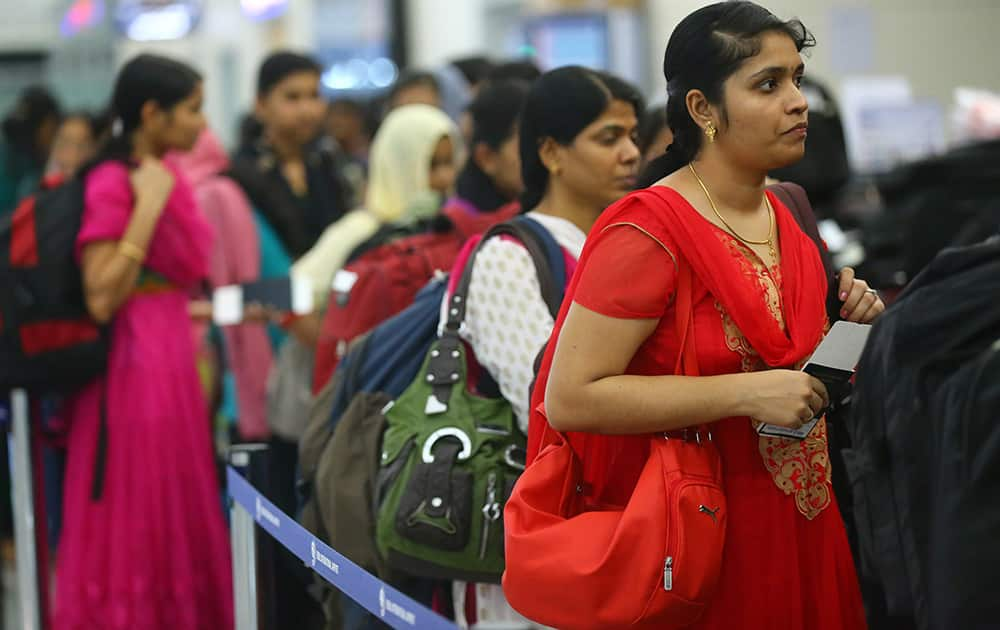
left=312, top=201, right=520, bottom=392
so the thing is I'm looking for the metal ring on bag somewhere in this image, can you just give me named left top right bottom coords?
left=503, top=444, right=526, bottom=471
left=422, top=428, right=473, bottom=464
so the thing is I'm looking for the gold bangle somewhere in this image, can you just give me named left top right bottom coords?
left=118, top=241, right=146, bottom=264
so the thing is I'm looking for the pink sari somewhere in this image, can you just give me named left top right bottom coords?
left=55, top=160, right=233, bottom=630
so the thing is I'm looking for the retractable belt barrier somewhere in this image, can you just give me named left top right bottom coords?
left=4, top=395, right=460, bottom=630
left=227, top=466, right=459, bottom=630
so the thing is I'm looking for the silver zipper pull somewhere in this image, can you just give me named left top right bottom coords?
left=479, top=473, right=499, bottom=560
left=663, top=556, right=673, bottom=591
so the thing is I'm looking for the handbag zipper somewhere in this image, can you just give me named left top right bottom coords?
left=663, top=556, right=673, bottom=591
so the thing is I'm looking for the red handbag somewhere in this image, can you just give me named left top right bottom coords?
left=502, top=259, right=727, bottom=630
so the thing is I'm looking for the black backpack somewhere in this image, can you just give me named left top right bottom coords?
left=857, top=139, right=1000, bottom=290
left=0, top=176, right=107, bottom=393
left=846, top=237, right=1000, bottom=629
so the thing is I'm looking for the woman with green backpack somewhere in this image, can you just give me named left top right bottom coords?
left=443, top=66, right=645, bottom=629
left=358, top=65, right=645, bottom=629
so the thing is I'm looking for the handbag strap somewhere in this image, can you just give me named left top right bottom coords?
left=663, top=257, right=717, bottom=443
left=673, top=257, right=699, bottom=378
left=547, top=254, right=703, bottom=450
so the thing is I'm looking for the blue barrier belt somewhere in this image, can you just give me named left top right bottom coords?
left=226, top=467, right=459, bottom=630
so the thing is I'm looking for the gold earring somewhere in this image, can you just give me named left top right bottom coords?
left=704, top=122, right=717, bottom=144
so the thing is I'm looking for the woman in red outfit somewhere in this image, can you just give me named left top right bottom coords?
left=533, top=3, right=883, bottom=628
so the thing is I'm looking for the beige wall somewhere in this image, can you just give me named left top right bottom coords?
left=407, top=0, right=487, bottom=68
left=114, top=0, right=318, bottom=149
left=644, top=0, right=999, bottom=109
left=0, top=0, right=58, bottom=51
left=766, top=0, right=997, bottom=106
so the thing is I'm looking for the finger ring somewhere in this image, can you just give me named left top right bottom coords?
left=865, top=288, right=878, bottom=297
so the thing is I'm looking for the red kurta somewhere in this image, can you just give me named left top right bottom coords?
left=528, top=186, right=866, bottom=629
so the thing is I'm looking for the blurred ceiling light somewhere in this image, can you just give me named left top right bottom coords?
left=115, top=0, right=202, bottom=41
left=240, top=0, right=288, bottom=21
left=126, top=6, right=192, bottom=41
left=322, top=63, right=358, bottom=90
left=347, top=58, right=369, bottom=83
left=322, top=57, right=398, bottom=92
left=368, top=58, right=398, bottom=88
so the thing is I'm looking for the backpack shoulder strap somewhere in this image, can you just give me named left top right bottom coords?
left=769, top=182, right=816, bottom=238
left=768, top=182, right=842, bottom=322
left=768, top=182, right=834, bottom=275
left=436, top=216, right=567, bottom=408
left=445, top=216, right=566, bottom=335
left=515, top=215, right=567, bottom=311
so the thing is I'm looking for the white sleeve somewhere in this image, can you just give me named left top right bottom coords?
left=461, top=237, right=555, bottom=434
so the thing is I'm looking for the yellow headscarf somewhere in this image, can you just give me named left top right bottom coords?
left=292, top=104, right=461, bottom=306
left=366, top=104, right=461, bottom=223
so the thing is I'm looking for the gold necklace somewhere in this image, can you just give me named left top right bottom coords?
left=688, top=163, right=777, bottom=262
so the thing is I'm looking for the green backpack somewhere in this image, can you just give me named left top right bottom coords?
left=374, top=217, right=566, bottom=583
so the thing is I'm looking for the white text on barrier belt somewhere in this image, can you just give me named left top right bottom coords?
left=226, top=467, right=459, bottom=630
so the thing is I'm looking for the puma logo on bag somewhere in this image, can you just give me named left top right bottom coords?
left=699, top=504, right=721, bottom=524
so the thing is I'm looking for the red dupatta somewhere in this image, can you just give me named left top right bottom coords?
left=637, top=186, right=827, bottom=367
left=527, top=185, right=828, bottom=485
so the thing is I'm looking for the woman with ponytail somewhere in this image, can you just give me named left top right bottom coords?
left=533, top=3, right=881, bottom=628
left=56, top=54, right=233, bottom=630
left=447, top=65, right=643, bottom=628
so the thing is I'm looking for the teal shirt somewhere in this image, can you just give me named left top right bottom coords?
left=0, top=142, right=40, bottom=217
left=254, top=211, right=293, bottom=350
left=217, top=211, right=295, bottom=424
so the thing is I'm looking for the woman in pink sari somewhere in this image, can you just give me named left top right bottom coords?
left=55, top=54, right=233, bottom=630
